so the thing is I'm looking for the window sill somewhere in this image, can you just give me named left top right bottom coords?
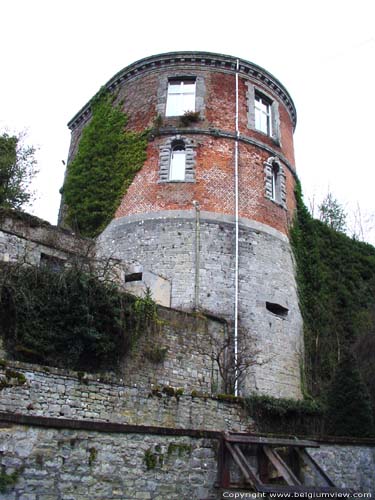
left=248, top=126, right=281, bottom=147
left=158, top=179, right=195, bottom=184
left=266, top=197, right=287, bottom=210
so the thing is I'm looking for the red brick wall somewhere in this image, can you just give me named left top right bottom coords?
left=115, top=136, right=295, bottom=235
left=69, top=60, right=297, bottom=237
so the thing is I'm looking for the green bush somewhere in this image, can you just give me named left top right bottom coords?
left=245, top=393, right=324, bottom=435
left=0, top=263, right=143, bottom=371
left=291, top=181, right=375, bottom=419
left=325, top=351, right=374, bottom=437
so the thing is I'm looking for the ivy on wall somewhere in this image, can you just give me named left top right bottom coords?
left=245, top=394, right=324, bottom=436
left=291, top=181, right=375, bottom=433
left=62, top=89, right=148, bottom=237
left=0, top=262, right=156, bottom=372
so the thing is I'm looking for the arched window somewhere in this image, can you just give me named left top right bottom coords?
left=158, top=136, right=196, bottom=183
left=264, top=157, right=286, bottom=207
left=271, top=162, right=279, bottom=201
left=169, top=142, right=186, bottom=181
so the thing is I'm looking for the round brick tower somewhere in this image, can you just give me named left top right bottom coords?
left=65, top=52, right=303, bottom=398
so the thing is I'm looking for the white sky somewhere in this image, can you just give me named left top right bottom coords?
left=1, top=0, right=375, bottom=242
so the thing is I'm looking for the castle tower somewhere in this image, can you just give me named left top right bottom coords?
left=65, top=52, right=303, bottom=398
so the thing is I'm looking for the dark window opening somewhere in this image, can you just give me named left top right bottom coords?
left=40, top=253, right=65, bottom=273
left=266, top=302, right=288, bottom=317
left=125, top=272, right=143, bottom=283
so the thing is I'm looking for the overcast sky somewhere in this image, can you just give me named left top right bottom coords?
left=1, top=0, right=375, bottom=242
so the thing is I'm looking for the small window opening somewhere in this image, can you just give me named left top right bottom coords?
left=271, top=162, right=279, bottom=201
left=40, top=253, right=65, bottom=273
left=125, top=272, right=143, bottom=283
left=266, top=301, right=289, bottom=317
left=169, top=141, right=186, bottom=181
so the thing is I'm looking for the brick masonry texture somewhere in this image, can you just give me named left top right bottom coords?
left=96, top=212, right=303, bottom=399
left=115, top=137, right=294, bottom=235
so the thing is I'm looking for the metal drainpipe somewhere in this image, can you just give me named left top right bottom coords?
left=234, top=59, right=240, bottom=396
left=192, top=200, right=201, bottom=310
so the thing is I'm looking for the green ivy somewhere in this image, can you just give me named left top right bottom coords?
left=245, top=393, right=324, bottom=435
left=290, top=181, right=375, bottom=426
left=0, top=262, right=156, bottom=371
left=0, top=467, right=20, bottom=494
left=325, top=351, right=374, bottom=437
left=62, top=88, right=148, bottom=237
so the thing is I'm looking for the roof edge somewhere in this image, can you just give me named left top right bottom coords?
left=67, top=51, right=297, bottom=131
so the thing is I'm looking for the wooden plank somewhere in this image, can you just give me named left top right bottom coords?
left=297, top=448, right=336, bottom=487
left=263, top=445, right=301, bottom=486
left=217, top=437, right=231, bottom=488
left=224, top=441, right=260, bottom=488
left=233, top=444, right=261, bottom=485
left=225, top=433, right=319, bottom=448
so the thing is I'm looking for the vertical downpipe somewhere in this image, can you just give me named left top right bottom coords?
left=193, top=200, right=201, bottom=310
left=234, top=60, right=240, bottom=396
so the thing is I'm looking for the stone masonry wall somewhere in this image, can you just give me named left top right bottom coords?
left=0, top=361, right=252, bottom=432
left=121, top=307, right=227, bottom=394
left=308, top=444, right=375, bottom=494
left=0, top=423, right=374, bottom=499
left=0, top=425, right=219, bottom=500
left=0, top=210, right=92, bottom=265
left=97, top=212, right=303, bottom=399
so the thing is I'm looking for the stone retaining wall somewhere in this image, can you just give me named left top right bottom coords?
left=0, top=424, right=218, bottom=500
left=308, top=444, right=375, bottom=494
left=0, top=421, right=374, bottom=499
left=0, top=361, right=252, bottom=432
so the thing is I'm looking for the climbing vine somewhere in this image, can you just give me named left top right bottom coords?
left=62, top=88, right=148, bottom=237
left=290, top=181, right=375, bottom=425
left=245, top=394, right=324, bottom=435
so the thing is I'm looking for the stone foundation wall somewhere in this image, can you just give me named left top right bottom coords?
left=0, top=424, right=219, bottom=500
left=0, top=422, right=374, bottom=499
left=97, top=211, right=303, bottom=399
left=308, top=444, right=375, bottom=494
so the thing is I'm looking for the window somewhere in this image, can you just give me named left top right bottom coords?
left=166, top=79, right=196, bottom=116
left=271, top=163, right=278, bottom=201
left=125, top=272, right=143, bottom=283
left=158, top=136, right=196, bottom=183
left=255, top=92, right=272, bottom=135
left=264, top=157, right=286, bottom=207
left=169, top=142, right=186, bottom=181
left=40, top=253, right=65, bottom=273
left=266, top=301, right=289, bottom=317
left=246, top=83, right=280, bottom=143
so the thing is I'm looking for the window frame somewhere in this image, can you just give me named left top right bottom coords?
left=255, top=92, right=273, bottom=136
left=169, top=142, right=187, bottom=181
left=246, top=82, right=280, bottom=144
left=264, top=157, right=286, bottom=207
left=158, top=136, right=196, bottom=184
left=166, top=78, right=196, bottom=117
